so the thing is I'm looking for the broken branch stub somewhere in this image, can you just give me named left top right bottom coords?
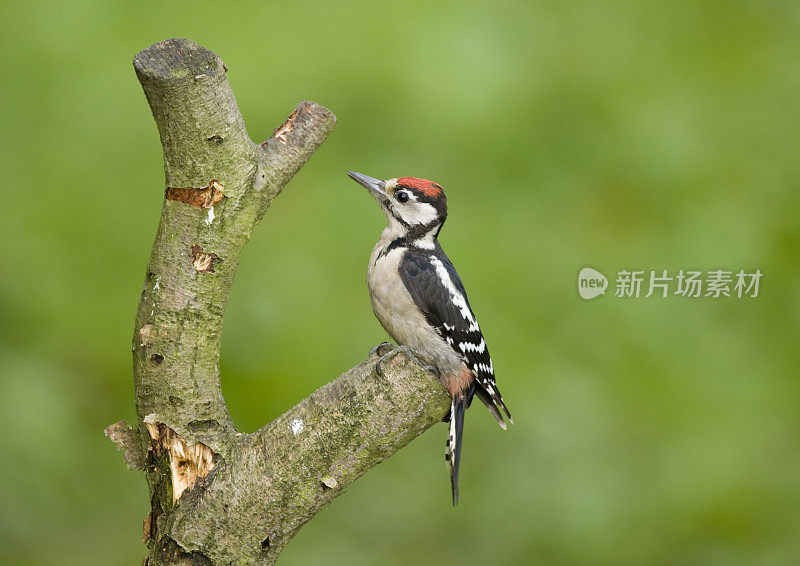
left=145, top=420, right=215, bottom=501
left=105, top=420, right=145, bottom=471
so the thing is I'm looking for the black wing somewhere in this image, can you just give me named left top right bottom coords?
left=399, top=245, right=512, bottom=425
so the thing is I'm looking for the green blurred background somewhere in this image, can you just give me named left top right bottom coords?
left=2, top=1, right=799, bottom=564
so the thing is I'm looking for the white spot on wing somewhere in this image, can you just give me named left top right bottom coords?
left=430, top=256, right=480, bottom=332
left=459, top=339, right=486, bottom=354
left=206, top=206, right=215, bottom=225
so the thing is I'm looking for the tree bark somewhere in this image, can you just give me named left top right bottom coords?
left=107, top=38, right=450, bottom=565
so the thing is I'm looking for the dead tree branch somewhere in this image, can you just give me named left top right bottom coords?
left=107, top=38, right=450, bottom=565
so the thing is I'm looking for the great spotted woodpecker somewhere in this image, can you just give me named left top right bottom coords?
left=347, top=171, right=512, bottom=505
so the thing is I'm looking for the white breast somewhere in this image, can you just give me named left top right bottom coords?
left=367, top=239, right=464, bottom=378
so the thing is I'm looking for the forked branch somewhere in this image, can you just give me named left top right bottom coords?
left=108, top=38, right=449, bottom=565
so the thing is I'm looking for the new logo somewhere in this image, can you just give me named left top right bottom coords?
left=578, top=267, right=608, bottom=300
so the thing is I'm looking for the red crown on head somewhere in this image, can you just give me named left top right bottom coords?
left=397, top=177, right=443, bottom=197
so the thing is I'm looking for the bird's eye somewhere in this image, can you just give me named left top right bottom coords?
left=396, top=191, right=410, bottom=203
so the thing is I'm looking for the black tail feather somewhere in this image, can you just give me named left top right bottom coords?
left=448, top=395, right=467, bottom=505
left=473, top=386, right=507, bottom=429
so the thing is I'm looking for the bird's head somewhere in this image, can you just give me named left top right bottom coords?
left=347, top=171, right=448, bottom=242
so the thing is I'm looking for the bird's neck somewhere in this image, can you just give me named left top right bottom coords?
left=381, top=221, right=441, bottom=252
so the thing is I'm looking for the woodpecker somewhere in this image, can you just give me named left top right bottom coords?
left=347, top=171, right=512, bottom=505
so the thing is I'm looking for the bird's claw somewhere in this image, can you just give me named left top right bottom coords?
left=370, top=341, right=392, bottom=357
left=423, top=364, right=441, bottom=379
left=374, top=349, right=395, bottom=377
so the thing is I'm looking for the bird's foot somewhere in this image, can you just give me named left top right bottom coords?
left=393, top=346, right=441, bottom=378
left=373, top=344, right=442, bottom=380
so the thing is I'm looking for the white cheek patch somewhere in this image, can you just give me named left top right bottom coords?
left=401, top=202, right=438, bottom=226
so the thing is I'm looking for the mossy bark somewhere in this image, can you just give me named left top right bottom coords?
left=113, top=38, right=450, bottom=565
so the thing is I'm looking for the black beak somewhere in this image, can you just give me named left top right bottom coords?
left=347, top=171, right=388, bottom=201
